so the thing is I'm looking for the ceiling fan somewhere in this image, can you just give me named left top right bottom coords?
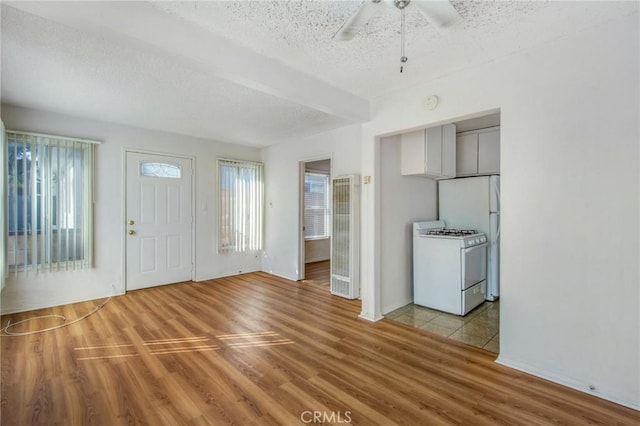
left=333, top=0, right=463, bottom=72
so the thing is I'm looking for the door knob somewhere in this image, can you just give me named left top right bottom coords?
left=128, top=220, right=135, bottom=225
left=128, top=230, right=136, bottom=235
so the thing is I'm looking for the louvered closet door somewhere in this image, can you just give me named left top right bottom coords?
left=125, top=152, right=193, bottom=291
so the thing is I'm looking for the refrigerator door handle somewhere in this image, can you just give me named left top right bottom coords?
left=491, top=177, right=501, bottom=213
left=491, top=212, right=500, bottom=245
left=491, top=176, right=501, bottom=244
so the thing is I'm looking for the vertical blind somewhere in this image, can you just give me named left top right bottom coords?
left=0, top=121, right=5, bottom=289
left=218, top=159, right=264, bottom=253
left=5, top=131, right=95, bottom=274
left=304, top=172, right=330, bottom=239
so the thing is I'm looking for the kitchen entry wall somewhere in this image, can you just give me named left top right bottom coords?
left=361, top=12, right=639, bottom=409
left=379, top=135, right=438, bottom=314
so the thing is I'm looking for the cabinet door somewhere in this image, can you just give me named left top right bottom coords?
left=456, top=133, right=478, bottom=176
left=440, top=124, right=456, bottom=178
left=478, top=130, right=500, bottom=174
left=400, top=129, right=426, bottom=175
left=425, top=126, right=442, bottom=176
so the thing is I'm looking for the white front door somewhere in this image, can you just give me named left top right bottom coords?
left=125, top=152, right=193, bottom=291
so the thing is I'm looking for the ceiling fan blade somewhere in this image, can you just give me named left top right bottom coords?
left=333, top=0, right=383, bottom=41
left=413, top=0, right=462, bottom=29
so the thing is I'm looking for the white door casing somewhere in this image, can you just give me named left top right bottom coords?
left=125, top=151, right=193, bottom=291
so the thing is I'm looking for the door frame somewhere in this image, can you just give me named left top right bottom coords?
left=297, top=154, right=332, bottom=281
left=122, top=148, right=196, bottom=292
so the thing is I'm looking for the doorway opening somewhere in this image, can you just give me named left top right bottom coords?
left=298, top=158, right=331, bottom=288
left=382, top=110, right=501, bottom=353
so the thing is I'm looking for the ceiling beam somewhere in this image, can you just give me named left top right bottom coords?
left=7, top=1, right=371, bottom=123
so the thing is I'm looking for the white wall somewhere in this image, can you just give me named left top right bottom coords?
left=261, top=124, right=361, bottom=280
left=379, top=135, right=437, bottom=314
left=1, top=105, right=262, bottom=313
left=361, top=13, right=639, bottom=409
left=305, top=238, right=330, bottom=263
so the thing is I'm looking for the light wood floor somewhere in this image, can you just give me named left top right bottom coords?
left=302, top=260, right=330, bottom=287
left=2, top=272, right=639, bottom=425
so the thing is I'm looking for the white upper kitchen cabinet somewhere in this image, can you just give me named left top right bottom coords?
left=400, top=124, right=456, bottom=179
left=478, top=130, right=500, bottom=174
left=456, top=127, right=500, bottom=176
left=456, top=133, right=479, bottom=176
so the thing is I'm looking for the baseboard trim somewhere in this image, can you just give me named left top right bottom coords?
left=381, top=297, right=413, bottom=316
left=305, top=256, right=330, bottom=264
left=195, top=268, right=261, bottom=282
left=496, top=355, right=639, bottom=411
left=261, top=270, right=299, bottom=282
left=358, top=310, right=384, bottom=322
left=0, top=292, right=118, bottom=315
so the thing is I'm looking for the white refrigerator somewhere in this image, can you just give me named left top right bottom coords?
left=438, top=176, right=500, bottom=301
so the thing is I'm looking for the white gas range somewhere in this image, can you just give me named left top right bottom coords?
left=413, top=221, right=488, bottom=316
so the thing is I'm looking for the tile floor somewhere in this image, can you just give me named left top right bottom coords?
left=385, top=301, right=500, bottom=353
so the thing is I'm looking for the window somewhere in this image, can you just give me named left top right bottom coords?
left=5, top=131, right=96, bottom=273
left=218, top=159, right=264, bottom=253
left=304, top=172, right=330, bottom=239
left=140, top=162, right=181, bottom=178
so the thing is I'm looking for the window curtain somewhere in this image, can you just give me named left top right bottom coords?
left=5, top=131, right=96, bottom=275
left=218, top=159, right=264, bottom=253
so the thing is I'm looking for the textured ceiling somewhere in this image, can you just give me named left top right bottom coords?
left=1, top=4, right=352, bottom=146
left=1, top=1, right=638, bottom=146
left=152, top=1, right=637, bottom=99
